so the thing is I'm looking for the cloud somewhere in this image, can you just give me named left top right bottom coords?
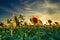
left=20, top=0, right=60, bottom=23
left=0, top=0, right=60, bottom=23
left=50, top=0, right=60, bottom=3
left=22, top=0, right=60, bottom=15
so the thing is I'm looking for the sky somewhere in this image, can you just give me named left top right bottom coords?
left=0, top=0, right=60, bottom=23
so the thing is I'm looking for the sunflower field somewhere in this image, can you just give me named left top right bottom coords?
left=0, top=14, right=60, bottom=40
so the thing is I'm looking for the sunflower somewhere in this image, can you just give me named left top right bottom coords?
left=19, top=14, right=24, bottom=20
left=5, top=18, right=11, bottom=28
left=6, top=18, right=10, bottom=23
left=30, top=16, right=39, bottom=25
left=12, top=14, right=17, bottom=21
left=0, top=22, right=3, bottom=28
left=13, top=21, right=17, bottom=28
left=12, top=15, right=18, bottom=28
left=48, top=20, right=52, bottom=25
left=0, top=22, right=3, bottom=26
left=55, top=22, right=59, bottom=25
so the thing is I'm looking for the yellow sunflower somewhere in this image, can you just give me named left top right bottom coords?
left=31, top=16, right=39, bottom=25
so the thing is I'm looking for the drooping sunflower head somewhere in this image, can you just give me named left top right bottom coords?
left=48, top=20, right=52, bottom=24
left=55, top=22, right=59, bottom=25
left=31, top=16, right=39, bottom=25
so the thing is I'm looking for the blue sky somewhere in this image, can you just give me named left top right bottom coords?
left=0, top=0, right=60, bottom=23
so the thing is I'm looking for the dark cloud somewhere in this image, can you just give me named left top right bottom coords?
left=50, top=0, right=60, bottom=3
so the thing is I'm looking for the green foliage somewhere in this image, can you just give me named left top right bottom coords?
left=0, top=25, right=60, bottom=40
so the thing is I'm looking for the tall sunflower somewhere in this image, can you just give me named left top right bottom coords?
left=12, top=15, right=17, bottom=28
left=30, top=16, right=39, bottom=25
left=5, top=18, right=11, bottom=28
